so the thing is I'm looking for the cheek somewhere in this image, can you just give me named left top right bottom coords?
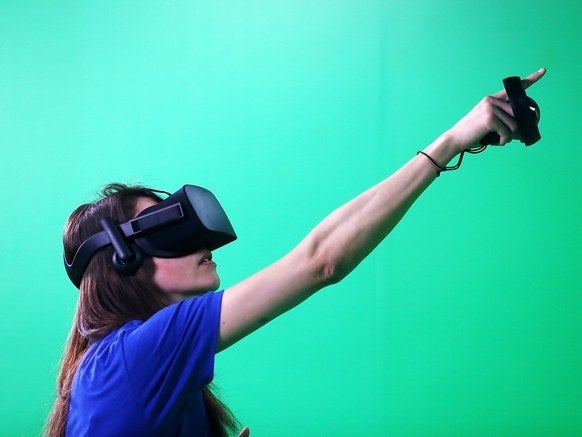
left=151, top=259, right=194, bottom=292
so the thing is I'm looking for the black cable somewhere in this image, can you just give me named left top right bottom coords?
left=417, top=145, right=488, bottom=177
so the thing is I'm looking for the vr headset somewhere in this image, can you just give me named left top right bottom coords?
left=64, top=185, right=237, bottom=288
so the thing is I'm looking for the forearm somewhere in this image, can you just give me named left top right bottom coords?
left=304, top=133, right=458, bottom=283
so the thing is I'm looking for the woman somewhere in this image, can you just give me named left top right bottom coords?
left=46, top=68, right=546, bottom=436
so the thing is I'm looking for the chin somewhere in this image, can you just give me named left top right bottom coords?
left=209, top=275, right=221, bottom=291
left=189, top=278, right=221, bottom=296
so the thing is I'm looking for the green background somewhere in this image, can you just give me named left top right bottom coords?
left=1, top=1, right=580, bottom=435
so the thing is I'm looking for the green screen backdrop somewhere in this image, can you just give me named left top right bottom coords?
left=1, top=1, right=580, bottom=435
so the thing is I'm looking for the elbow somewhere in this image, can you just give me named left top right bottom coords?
left=301, top=233, right=350, bottom=287
left=316, top=258, right=348, bottom=286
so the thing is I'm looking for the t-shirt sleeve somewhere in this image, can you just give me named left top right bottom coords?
left=121, top=290, right=223, bottom=424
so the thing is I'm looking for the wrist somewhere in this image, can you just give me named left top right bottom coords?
left=423, top=131, right=460, bottom=167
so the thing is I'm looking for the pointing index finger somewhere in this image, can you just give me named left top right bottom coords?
left=492, top=67, right=547, bottom=99
left=522, top=67, right=547, bottom=90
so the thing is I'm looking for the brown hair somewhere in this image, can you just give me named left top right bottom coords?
left=45, top=183, right=238, bottom=436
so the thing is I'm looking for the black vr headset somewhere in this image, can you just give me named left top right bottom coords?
left=64, top=185, right=237, bottom=288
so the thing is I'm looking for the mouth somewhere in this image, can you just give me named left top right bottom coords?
left=199, top=251, right=213, bottom=265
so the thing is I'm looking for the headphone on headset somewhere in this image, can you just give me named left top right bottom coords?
left=100, top=217, right=145, bottom=276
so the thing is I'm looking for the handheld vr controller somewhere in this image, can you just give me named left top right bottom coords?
left=64, top=185, right=237, bottom=288
left=480, top=75, right=541, bottom=146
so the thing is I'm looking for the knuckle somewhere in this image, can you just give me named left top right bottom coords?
left=482, top=95, right=494, bottom=105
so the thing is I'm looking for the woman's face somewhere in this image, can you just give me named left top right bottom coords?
left=135, top=197, right=221, bottom=301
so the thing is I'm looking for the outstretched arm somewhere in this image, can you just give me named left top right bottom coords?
left=217, top=68, right=546, bottom=351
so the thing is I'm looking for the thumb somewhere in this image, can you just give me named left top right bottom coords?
left=238, top=426, right=250, bottom=437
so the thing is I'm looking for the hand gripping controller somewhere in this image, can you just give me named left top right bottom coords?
left=480, top=76, right=541, bottom=146
left=417, top=74, right=542, bottom=176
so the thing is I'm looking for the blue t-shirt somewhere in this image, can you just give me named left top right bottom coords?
left=66, top=290, right=224, bottom=436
